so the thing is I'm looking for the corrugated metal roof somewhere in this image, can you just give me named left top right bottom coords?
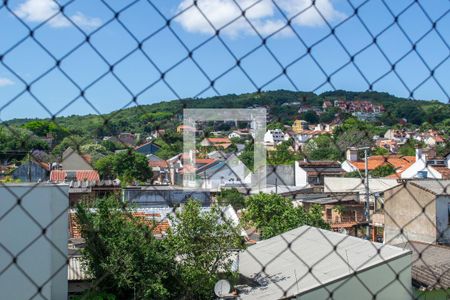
left=68, top=256, right=91, bottom=281
left=397, top=241, right=450, bottom=290
left=238, top=226, right=411, bottom=300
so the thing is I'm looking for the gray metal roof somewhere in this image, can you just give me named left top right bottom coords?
left=324, top=177, right=399, bottom=194
left=397, top=241, right=450, bottom=290
left=68, top=256, right=91, bottom=281
left=410, top=180, right=450, bottom=195
left=238, top=226, right=411, bottom=299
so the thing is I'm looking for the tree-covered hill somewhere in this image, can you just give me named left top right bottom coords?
left=3, top=89, right=449, bottom=139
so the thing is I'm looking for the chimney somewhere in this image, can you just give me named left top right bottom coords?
left=415, top=148, right=423, bottom=161
left=346, top=147, right=358, bottom=161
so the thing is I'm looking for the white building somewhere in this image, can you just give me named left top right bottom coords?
left=238, top=225, right=412, bottom=299
left=401, top=149, right=450, bottom=179
left=263, top=129, right=289, bottom=145
left=197, top=154, right=251, bottom=191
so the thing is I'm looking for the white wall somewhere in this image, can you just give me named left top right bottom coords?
left=401, top=159, right=443, bottom=179
left=0, top=184, right=68, bottom=300
left=295, top=162, right=308, bottom=187
left=297, top=254, right=412, bottom=300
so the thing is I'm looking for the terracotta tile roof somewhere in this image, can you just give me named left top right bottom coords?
left=298, top=161, right=342, bottom=167
left=148, top=160, right=168, bottom=168
left=349, top=155, right=415, bottom=173
left=432, top=166, right=450, bottom=179
left=69, top=212, right=170, bottom=239
left=207, top=137, right=231, bottom=144
left=196, top=158, right=216, bottom=165
left=50, top=170, right=100, bottom=183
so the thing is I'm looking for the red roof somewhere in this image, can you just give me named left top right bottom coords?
left=207, top=137, right=231, bottom=144
left=50, top=170, right=100, bottom=183
left=196, top=158, right=216, bottom=165
left=69, top=212, right=170, bottom=239
left=349, top=155, right=415, bottom=173
left=432, top=166, right=450, bottom=179
left=148, top=160, right=168, bottom=168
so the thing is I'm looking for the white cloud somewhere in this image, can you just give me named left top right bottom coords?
left=15, top=0, right=102, bottom=29
left=175, top=0, right=345, bottom=37
left=0, top=77, right=14, bottom=87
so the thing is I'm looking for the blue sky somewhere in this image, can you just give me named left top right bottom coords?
left=0, top=0, right=449, bottom=120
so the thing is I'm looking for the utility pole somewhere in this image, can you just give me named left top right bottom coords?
left=364, top=148, right=370, bottom=240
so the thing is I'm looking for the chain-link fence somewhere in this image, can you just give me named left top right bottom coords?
left=0, top=0, right=449, bottom=299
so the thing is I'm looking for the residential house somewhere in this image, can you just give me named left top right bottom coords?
left=341, top=147, right=416, bottom=178
left=67, top=179, right=121, bottom=207
left=424, top=135, right=445, bottom=147
left=196, top=154, right=251, bottom=191
left=384, top=180, right=450, bottom=245
left=135, top=141, right=161, bottom=156
left=401, top=149, right=450, bottom=179
left=295, top=160, right=345, bottom=186
left=118, top=132, right=139, bottom=146
left=291, top=129, right=330, bottom=151
left=50, top=170, right=100, bottom=183
left=200, top=137, right=232, bottom=149
left=322, top=100, right=333, bottom=110
left=292, top=119, right=309, bottom=134
left=176, top=124, right=203, bottom=136
left=60, top=147, right=93, bottom=171
left=237, top=225, right=412, bottom=300
left=123, top=186, right=212, bottom=207
left=12, top=160, right=50, bottom=182
left=376, top=138, right=399, bottom=153
left=295, top=193, right=366, bottom=236
left=228, top=129, right=252, bottom=140
left=324, top=176, right=400, bottom=241
left=147, top=154, right=169, bottom=185
left=263, top=129, right=289, bottom=146
left=384, top=129, right=409, bottom=144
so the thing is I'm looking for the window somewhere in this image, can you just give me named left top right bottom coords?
left=448, top=203, right=450, bottom=226
left=417, top=171, right=428, bottom=178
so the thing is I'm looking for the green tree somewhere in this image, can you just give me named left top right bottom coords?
left=370, top=164, right=396, bottom=178
left=95, top=150, right=152, bottom=183
left=372, top=147, right=389, bottom=155
left=239, top=141, right=254, bottom=171
left=243, top=193, right=329, bottom=239
left=76, top=197, right=178, bottom=299
left=300, top=110, right=319, bottom=124
left=267, top=121, right=284, bottom=130
left=398, top=139, right=424, bottom=156
left=167, top=200, right=245, bottom=299
left=80, top=144, right=108, bottom=162
left=303, top=135, right=341, bottom=160
left=22, top=120, right=69, bottom=142
left=217, top=188, right=246, bottom=211
left=267, top=141, right=301, bottom=166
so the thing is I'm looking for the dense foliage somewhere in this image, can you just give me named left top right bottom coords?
left=94, top=150, right=152, bottom=184
left=76, top=198, right=244, bottom=299
left=243, top=193, right=330, bottom=239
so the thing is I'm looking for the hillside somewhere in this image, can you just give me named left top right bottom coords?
left=3, top=90, right=449, bottom=138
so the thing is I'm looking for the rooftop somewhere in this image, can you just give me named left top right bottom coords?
left=409, top=180, right=450, bottom=195
left=396, top=241, right=450, bottom=290
left=238, top=226, right=411, bottom=300
left=348, top=155, right=415, bottom=173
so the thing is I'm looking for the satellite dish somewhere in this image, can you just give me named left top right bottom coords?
left=214, top=279, right=231, bottom=297
left=339, top=228, right=348, bottom=235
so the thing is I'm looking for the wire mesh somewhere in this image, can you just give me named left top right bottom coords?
left=0, top=0, right=449, bottom=299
